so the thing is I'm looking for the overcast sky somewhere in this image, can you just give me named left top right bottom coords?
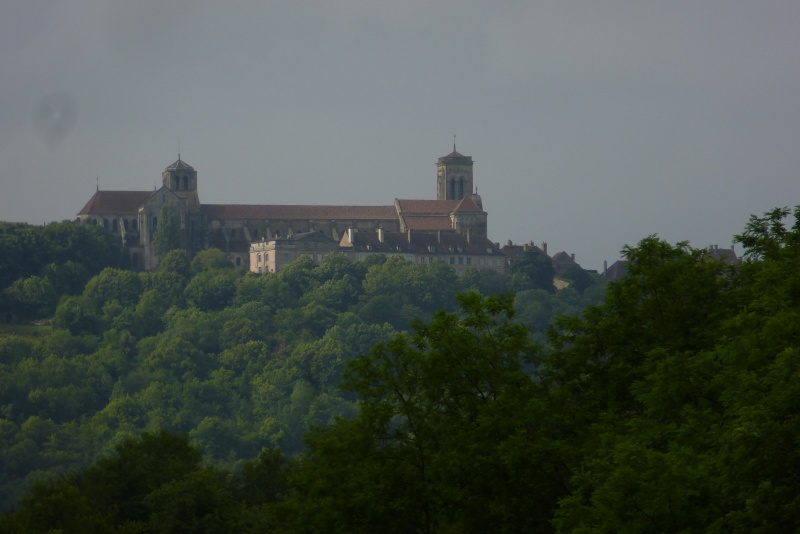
left=2, top=1, right=799, bottom=271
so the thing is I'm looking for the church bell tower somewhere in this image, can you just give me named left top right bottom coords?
left=162, top=155, right=197, bottom=192
left=436, top=144, right=474, bottom=201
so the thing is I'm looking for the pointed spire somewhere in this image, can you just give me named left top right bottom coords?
left=453, top=133, right=457, bottom=153
left=96, top=176, right=99, bottom=192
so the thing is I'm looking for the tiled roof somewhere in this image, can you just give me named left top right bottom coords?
left=282, top=230, right=336, bottom=243
left=202, top=204, right=397, bottom=220
left=604, top=260, right=628, bottom=281
left=347, top=229, right=502, bottom=256
left=395, top=199, right=459, bottom=214
left=78, top=191, right=153, bottom=215
left=551, top=251, right=576, bottom=263
left=453, top=196, right=482, bottom=213
left=706, top=246, right=739, bottom=264
left=439, top=150, right=471, bottom=160
left=165, top=158, right=194, bottom=171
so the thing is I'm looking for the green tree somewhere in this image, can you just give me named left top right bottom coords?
left=3, top=276, right=58, bottom=320
left=510, top=249, right=555, bottom=293
left=191, top=248, right=232, bottom=274
left=283, top=293, right=562, bottom=533
left=184, top=269, right=239, bottom=311
left=52, top=295, right=103, bottom=336
left=558, top=264, right=596, bottom=293
left=83, top=268, right=143, bottom=308
left=152, top=205, right=182, bottom=258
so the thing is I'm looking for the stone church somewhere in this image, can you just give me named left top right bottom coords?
left=77, top=148, right=502, bottom=271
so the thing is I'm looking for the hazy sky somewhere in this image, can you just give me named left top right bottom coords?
left=2, top=1, right=799, bottom=271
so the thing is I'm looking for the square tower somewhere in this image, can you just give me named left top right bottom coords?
left=436, top=148, right=474, bottom=200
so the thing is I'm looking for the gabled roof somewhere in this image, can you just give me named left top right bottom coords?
left=395, top=199, right=458, bottom=232
left=78, top=190, right=153, bottom=216
left=282, top=230, right=336, bottom=243
left=201, top=204, right=397, bottom=221
left=453, top=196, right=482, bottom=213
left=438, top=150, right=472, bottom=161
left=395, top=199, right=459, bottom=214
left=604, top=260, right=629, bottom=281
left=344, top=229, right=503, bottom=256
left=551, top=251, right=581, bottom=271
left=706, top=246, right=739, bottom=264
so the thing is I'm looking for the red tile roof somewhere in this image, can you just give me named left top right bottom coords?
left=346, top=229, right=503, bottom=256
left=395, top=199, right=459, bottom=214
left=453, top=196, right=482, bottom=212
left=78, top=191, right=153, bottom=215
left=202, top=204, right=397, bottom=220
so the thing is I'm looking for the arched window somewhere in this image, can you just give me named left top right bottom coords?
left=459, top=178, right=464, bottom=198
left=123, top=219, right=129, bottom=231
left=132, top=219, right=138, bottom=231
left=152, top=217, right=158, bottom=231
left=449, top=180, right=455, bottom=199
left=235, top=257, right=242, bottom=267
left=112, top=219, right=119, bottom=232
left=103, top=219, right=109, bottom=230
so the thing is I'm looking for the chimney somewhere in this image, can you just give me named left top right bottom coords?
left=571, top=253, right=575, bottom=261
left=542, top=242, right=548, bottom=255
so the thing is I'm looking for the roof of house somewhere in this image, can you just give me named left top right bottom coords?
left=706, top=246, right=739, bottom=264
left=395, top=199, right=460, bottom=214
left=344, top=229, right=502, bottom=256
left=201, top=204, right=398, bottom=221
left=453, top=195, right=482, bottom=213
left=604, top=260, right=629, bottom=280
left=278, top=230, right=336, bottom=243
left=551, top=251, right=577, bottom=264
left=78, top=191, right=154, bottom=216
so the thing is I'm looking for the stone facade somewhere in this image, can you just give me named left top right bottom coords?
left=250, top=231, right=339, bottom=273
left=78, top=149, right=495, bottom=272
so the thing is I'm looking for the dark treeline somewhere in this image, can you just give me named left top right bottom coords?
left=7, top=208, right=800, bottom=532
left=0, top=226, right=604, bottom=528
left=0, top=221, right=124, bottom=320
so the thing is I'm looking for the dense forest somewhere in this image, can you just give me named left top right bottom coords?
left=4, top=208, right=800, bottom=531
left=0, top=221, right=607, bottom=531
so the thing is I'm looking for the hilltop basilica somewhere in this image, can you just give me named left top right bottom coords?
left=77, top=148, right=508, bottom=273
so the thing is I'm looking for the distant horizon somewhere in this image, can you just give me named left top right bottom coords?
left=3, top=2, right=797, bottom=272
